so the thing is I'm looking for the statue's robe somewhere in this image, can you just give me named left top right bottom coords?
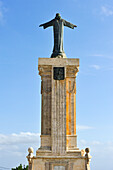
left=41, top=18, right=75, bottom=58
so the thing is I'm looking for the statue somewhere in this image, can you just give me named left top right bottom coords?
left=39, top=13, right=77, bottom=58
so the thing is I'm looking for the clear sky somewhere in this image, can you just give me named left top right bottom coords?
left=0, top=0, right=113, bottom=169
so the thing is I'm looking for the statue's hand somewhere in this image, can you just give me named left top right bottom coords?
left=74, top=25, right=77, bottom=27
left=39, top=24, right=46, bottom=29
left=39, top=24, right=43, bottom=27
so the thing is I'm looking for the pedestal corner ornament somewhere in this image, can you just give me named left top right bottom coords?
left=26, top=14, right=92, bottom=170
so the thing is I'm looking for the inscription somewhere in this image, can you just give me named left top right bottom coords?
left=53, top=67, right=65, bottom=80
left=54, top=166, right=65, bottom=170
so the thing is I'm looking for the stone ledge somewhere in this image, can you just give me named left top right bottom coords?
left=36, top=149, right=82, bottom=157
left=38, top=58, right=79, bottom=66
left=33, top=156, right=85, bottom=159
left=66, top=150, right=80, bottom=153
left=37, top=150, right=52, bottom=153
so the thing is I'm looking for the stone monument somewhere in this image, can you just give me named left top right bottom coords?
left=27, top=13, right=92, bottom=170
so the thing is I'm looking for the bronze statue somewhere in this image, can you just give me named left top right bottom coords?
left=39, top=13, right=77, bottom=58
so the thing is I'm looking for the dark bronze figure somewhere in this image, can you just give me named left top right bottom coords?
left=39, top=13, right=77, bottom=58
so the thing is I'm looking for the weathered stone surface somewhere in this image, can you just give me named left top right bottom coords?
left=32, top=159, right=45, bottom=170
left=27, top=58, right=92, bottom=170
left=38, top=58, right=79, bottom=153
left=32, top=157, right=86, bottom=170
left=38, top=58, right=79, bottom=66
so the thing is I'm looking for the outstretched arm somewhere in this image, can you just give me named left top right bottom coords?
left=39, top=19, right=54, bottom=29
left=63, top=19, right=77, bottom=29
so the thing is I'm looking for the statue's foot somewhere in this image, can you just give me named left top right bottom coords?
left=51, top=52, right=67, bottom=58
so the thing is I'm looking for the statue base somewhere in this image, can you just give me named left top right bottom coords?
left=51, top=52, right=67, bottom=58
left=31, top=151, right=87, bottom=170
left=26, top=58, right=92, bottom=170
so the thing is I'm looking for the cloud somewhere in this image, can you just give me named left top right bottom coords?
left=101, top=6, right=113, bottom=16
left=109, top=67, right=113, bottom=70
left=0, top=132, right=40, bottom=168
left=90, top=65, right=101, bottom=70
left=90, top=54, right=104, bottom=57
left=79, top=139, right=113, bottom=154
left=89, top=54, right=113, bottom=59
left=79, top=139, right=113, bottom=169
left=79, top=139, right=113, bottom=152
left=0, top=132, right=113, bottom=170
left=0, top=0, right=7, bottom=24
left=0, top=1, right=3, bottom=22
left=77, top=125, right=94, bottom=130
left=0, top=132, right=40, bottom=145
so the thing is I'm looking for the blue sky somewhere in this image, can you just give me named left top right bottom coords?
left=0, top=0, right=113, bottom=169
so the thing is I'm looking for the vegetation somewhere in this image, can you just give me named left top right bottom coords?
left=12, top=164, right=28, bottom=170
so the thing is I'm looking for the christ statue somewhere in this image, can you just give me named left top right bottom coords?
left=39, top=13, right=77, bottom=58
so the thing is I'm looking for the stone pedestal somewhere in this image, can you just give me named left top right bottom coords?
left=27, top=58, right=92, bottom=170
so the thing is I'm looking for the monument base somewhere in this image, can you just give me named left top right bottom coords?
left=27, top=147, right=91, bottom=170
left=32, top=151, right=86, bottom=170
left=30, top=147, right=91, bottom=170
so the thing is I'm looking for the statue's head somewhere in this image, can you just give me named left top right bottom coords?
left=55, top=13, right=61, bottom=20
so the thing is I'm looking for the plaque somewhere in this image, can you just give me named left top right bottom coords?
left=54, top=166, right=65, bottom=170
left=53, top=67, right=65, bottom=80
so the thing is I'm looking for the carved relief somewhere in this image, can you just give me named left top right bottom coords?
left=39, top=66, right=52, bottom=136
left=38, top=65, right=52, bottom=77
left=66, top=66, right=79, bottom=78
left=66, top=80, right=76, bottom=94
left=41, top=80, right=52, bottom=94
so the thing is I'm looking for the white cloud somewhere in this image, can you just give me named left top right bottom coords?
left=0, top=132, right=40, bottom=168
left=0, top=0, right=7, bottom=24
left=101, top=6, right=113, bottom=16
left=77, top=125, right=94, bottom=130
left=79, top=139, right=87, bottom=145
left=89, top=54, right=113, bottom=60
left=79, top=139, right=113, bottom=152
left=79, top=140, right=113, bottom=170
left=89, top=64, right=113, bottom=71
left=90, top=64, right=101, bottom=70
left=0, top=132, right=40, bottom=145
left=91, top=141, right=101, bottom=145
left=0, top=1, right=3, bottom=22
left=90, top=54, right=104, bottom=57
left=109, top=67, right=113, bottom=70
left=0, top=132, right=113, bottom=170
left=79, top=139, right=113, bottom=154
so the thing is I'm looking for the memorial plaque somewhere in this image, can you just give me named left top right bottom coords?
left=53, top=67, right=65, bottom=80
left=54, top=166, right=65, bottom=170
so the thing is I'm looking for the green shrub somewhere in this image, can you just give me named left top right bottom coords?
left=12, top=164, right=28, bottom=170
